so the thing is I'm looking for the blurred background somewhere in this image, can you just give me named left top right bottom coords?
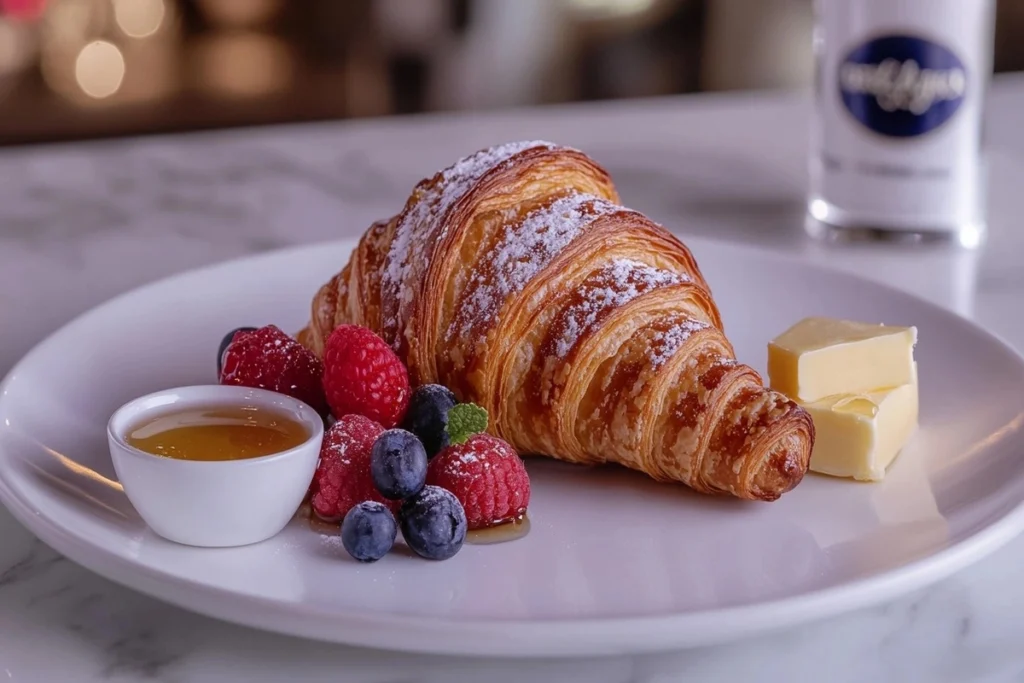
left=0, top=0, right=1021, bottom=147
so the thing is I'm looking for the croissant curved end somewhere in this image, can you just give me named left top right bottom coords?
left=749, top=405, right=816, bottom=501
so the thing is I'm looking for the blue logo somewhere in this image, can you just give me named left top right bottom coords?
left=839, top=35, right=967, bottom=138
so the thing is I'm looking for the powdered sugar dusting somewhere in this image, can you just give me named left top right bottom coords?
left=435, top=437, right=521, bottom=489
left=708, top=355, right=738, bottom=370
left=322, top=429, right=354, bottom=465
left=413, top=484, right=460, bottom=506
left=319, top=533, right=345, bottom=551
left=439, top=439, right=490, bottom=479
left=553, top=259, right=688, bottom=357
left=649, top=318, right=710, bottom=367
left=452, top=191, right=620, bottom=340
left=315, top=290, right=334, bottom=328
left=382, top=140, right=560, bottom=336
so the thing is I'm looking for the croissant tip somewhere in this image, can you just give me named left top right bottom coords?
left=748, top=438, right=813, bottom=502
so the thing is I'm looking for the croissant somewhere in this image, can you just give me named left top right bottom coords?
left=299, top=141, right=814, bottom=501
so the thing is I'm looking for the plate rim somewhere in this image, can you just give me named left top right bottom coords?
left=3, top=235, right=1024, bottom=657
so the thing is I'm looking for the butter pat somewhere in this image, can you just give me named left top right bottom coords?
left=768, top=316, right=917, bottom=402
left=802, top=366, right=919, bottom=481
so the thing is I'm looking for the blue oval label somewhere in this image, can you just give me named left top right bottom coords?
left=838, top=35, right=966, bottom=138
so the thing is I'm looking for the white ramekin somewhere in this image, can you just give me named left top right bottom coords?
left=108, top=385, right=324, bottom=548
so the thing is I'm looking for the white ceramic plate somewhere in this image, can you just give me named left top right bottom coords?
left=2, top=237, right=1024, bottom=658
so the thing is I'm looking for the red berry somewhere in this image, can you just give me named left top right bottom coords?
left=310, top=414, right=398, bottom=522
left=322, top=325, right=410, bottom=428
left=219, top=324, right=327, bottom=413
left=427, top=434, right=530, bottom=530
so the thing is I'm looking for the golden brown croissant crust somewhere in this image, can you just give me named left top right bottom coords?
left=301, top=141, right=814, bottom=501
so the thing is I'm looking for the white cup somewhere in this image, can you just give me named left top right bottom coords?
left=107, top=385, right=324, bottom=548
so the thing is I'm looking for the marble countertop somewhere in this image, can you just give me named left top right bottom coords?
left=3, top=74, right=1024, bottom=682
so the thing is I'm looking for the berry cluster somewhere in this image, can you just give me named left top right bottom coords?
left=216, top=322, right=531, bottom=563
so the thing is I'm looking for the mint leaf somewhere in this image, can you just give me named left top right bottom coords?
left=445, top=403, right=488, bottom=445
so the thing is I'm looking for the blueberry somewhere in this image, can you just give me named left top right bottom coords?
left=340, top=501, right=397, bottom=562
left=399, top=485, right=467, bottom=560
left=217, top=326, right=257, bottom=377
left=371, top=429, right=428, bottom=500
left=401, top=384, right=458, bottom=458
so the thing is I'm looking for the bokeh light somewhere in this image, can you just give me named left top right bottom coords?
left=113, top=0, right=166, bottom=39
left=565, top=0, right=657, bottom=19
left=74, top=39, right=125, bottom=99
left=40, top=0, right=110, bottom=50
left=194, top=32, right=292, bottom=98
left=194, top=0, right=281, bottom=29
left=118, top=35, right=180, bottom=104
left=0, top=18, right=36, bottom=75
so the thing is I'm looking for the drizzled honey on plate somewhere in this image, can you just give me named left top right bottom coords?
left=126, top=405, right=310, bottom=461
left=465, top=514, right=531, bottom=545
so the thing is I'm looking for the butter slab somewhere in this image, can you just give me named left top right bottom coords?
left=802, top=364, right=919, bottom=482
left=768, top=316, right=917, bottom=402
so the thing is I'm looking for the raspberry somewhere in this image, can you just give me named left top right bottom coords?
left=322, top=324, right=410, bottom=428
left=310, top=414, right=398, bottom=522
left=219, top=324, right=327, bottom=413
left=427, top=433, right=531, bottom=530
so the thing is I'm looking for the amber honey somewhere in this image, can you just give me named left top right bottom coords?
left=465, top=514, right=531, bottom=545
left=127, top=405, right=309, bottom=462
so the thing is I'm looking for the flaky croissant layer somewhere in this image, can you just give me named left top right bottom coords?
left=299, top=141, right=814, bottom=501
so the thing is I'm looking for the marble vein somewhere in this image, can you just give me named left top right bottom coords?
left=0, top=540, right=66, bottom=589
